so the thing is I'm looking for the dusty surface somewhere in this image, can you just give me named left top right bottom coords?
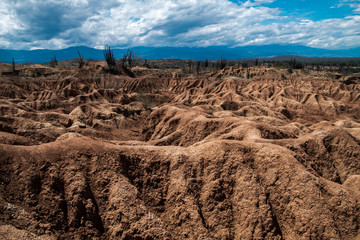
left=0, top=62, right=359, bottom=239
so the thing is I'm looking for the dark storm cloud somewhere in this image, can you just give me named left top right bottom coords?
left=5, top=0, right=121, bottom=41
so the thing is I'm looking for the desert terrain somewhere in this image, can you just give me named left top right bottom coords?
left=0, top=61, right=359, bottom=239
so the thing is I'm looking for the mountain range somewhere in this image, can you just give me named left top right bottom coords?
left=1, top=45, right=360, bottom=64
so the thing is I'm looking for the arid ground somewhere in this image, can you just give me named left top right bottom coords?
left=0, top=62, right=359, bottom=239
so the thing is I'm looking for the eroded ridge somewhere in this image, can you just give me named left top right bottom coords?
left=0, top=63, right=359, bottom=239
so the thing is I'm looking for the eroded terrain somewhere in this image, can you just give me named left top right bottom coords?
left=0, top=62, right=359, bottom=239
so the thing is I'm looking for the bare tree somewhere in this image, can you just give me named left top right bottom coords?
left=122, top=47, right=136, bottom=68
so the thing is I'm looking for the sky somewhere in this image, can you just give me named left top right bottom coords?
left=0, top=0, right=359, bottom=50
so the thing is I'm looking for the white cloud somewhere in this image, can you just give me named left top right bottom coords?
left=242, top=0, right=276, bottom=7
left=333, top=0, right=360, bottom=12
left=0, top=0, right=359, bottom=50
left=0, top=1, right=24, bottom=35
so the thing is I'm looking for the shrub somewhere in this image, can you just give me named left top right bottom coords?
left=196, top=61, right=201, bottom=74
left=77, top=50, right=84, bottom=68
left=104, top=45, right=116, bottom=70
left=50, top=55, right=57, bottom=68
left=12, top=58, right=15, bottom=72
left=204, top=59, right=209, bottom=68
left=219, top=57, right=227, bottom=69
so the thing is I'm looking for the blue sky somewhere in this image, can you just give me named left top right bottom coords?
left=0, top=0, right=359, bottom=50
left=231, top=0, right=356, bottom=20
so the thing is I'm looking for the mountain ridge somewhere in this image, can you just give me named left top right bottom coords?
left=1, top=45, right=360, bottom=64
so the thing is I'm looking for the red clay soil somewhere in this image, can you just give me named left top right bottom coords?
left=0, top=63, right=359, bottom=239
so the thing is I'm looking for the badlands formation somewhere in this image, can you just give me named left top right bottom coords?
left=0, top=62, right=359, bottom=239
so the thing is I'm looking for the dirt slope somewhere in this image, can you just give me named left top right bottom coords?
left=0, top=63, right=359, bottom=239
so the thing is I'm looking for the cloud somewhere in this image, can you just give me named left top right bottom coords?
left=0, top=1, right=25, bottom=48
left=241, top=0, right=276, bottom=7
left=0, top=0, right=359, bottom=50
left=333, top=0, right=360, bottom=12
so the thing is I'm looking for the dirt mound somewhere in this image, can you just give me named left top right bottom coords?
left=1, top=137, right=359, bottom=239
left=0, top=64, right=359, bottom=239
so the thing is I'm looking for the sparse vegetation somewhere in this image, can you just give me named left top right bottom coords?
left=34, top=50, right=360, bottom=76
left=187, top=60, right=193, bottom=71
left=104, top=45, right=116, bottom=71
left=12, top=58, right=15, bottom=72
left=50, top=56, right=57, bottom=68
left=143, top=59, right=150, bottom=68
left=196, top=61, right=201, bottom=74
left=204, top=59, right=209, bottom=68
left=288, top=58, right=304, bottom=69
left=122, top=47, right=136, bottom=68
left=77, top=50, right=85, bottom=68
left=219, top=57, right=227, bottom=69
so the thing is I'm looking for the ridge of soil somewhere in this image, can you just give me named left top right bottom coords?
left=0, top=63, right=359, bottom=239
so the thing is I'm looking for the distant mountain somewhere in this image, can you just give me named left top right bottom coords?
left=1, top=45, right=360, bottom=64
